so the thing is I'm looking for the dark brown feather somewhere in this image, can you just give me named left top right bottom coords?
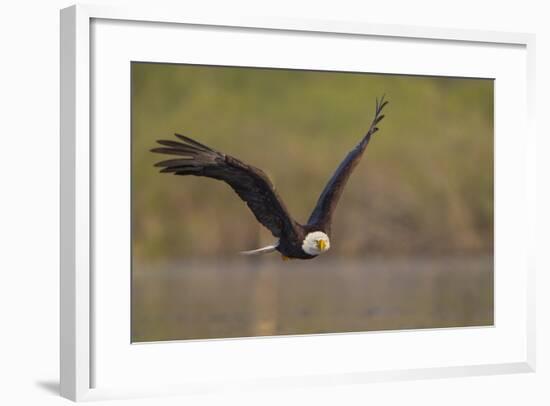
left=152, top=135, right=300, bottom=239
left=307, top=97, right=388, bottom=232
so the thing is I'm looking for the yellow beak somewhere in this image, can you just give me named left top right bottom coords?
left=317, top=239, right=327, bottom=252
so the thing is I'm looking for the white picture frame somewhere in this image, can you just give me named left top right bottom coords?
left=60, top=4, right=536, bottom=402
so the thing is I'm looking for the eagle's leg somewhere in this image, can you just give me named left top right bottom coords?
left=281, top=255, right=292, bottom=261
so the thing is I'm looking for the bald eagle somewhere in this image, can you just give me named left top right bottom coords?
left=152, top=97, right=388, bottom=260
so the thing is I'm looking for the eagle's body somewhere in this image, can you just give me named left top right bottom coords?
left=152, top=97, right=388, bottom=260
left=274, top=227, right=328, bottom=260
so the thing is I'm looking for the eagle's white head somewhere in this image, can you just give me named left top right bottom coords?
left=302, top=231, right=331, bottom=256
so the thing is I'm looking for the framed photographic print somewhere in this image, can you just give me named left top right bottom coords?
left=60, top=4, right=536, bottom=402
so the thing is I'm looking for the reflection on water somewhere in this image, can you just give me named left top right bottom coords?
left=132, top=256, right=493, bottom=342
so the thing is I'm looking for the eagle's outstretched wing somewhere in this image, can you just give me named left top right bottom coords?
left=307, top=97, right=388, bottom=232
left=152, top=133, right=300, bottom=239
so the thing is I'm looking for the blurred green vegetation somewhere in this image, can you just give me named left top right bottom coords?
left=132, top=63, right=493, bottom=260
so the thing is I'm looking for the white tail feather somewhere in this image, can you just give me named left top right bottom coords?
left=240, top=242, right=279, bottom=256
